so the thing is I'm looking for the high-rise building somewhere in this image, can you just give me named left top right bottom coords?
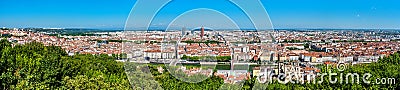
left=200, top=26, right=204, bottom=38
left=181, top=27, right=186, bottom=37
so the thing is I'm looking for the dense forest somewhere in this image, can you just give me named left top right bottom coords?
left=0, top=39, right=399, bottom=89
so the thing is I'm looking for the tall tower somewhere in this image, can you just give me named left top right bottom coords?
left=181, top=27, right=186, bottom=37
left=200, top=26, right=204, bottom=38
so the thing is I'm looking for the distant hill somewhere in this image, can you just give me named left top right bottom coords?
left=192, top=28, right=213, bottom=31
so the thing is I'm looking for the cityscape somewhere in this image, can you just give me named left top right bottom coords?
left=1, top=27, right=399, bottom=87
left=1, top=0, right=400, bottom=89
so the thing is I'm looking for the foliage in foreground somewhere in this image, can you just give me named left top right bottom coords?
left=0, top=39, right=130, bottom=89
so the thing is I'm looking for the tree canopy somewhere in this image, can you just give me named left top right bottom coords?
left=0, top=40, right=130, bottom=89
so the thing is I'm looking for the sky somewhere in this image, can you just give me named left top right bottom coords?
left=1, top=0, right=400, bottom=29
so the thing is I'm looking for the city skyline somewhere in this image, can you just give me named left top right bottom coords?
left=1, top=0, right=400, bottom=89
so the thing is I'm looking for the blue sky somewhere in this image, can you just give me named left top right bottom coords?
left=1, top=0, right=399, bottom=29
